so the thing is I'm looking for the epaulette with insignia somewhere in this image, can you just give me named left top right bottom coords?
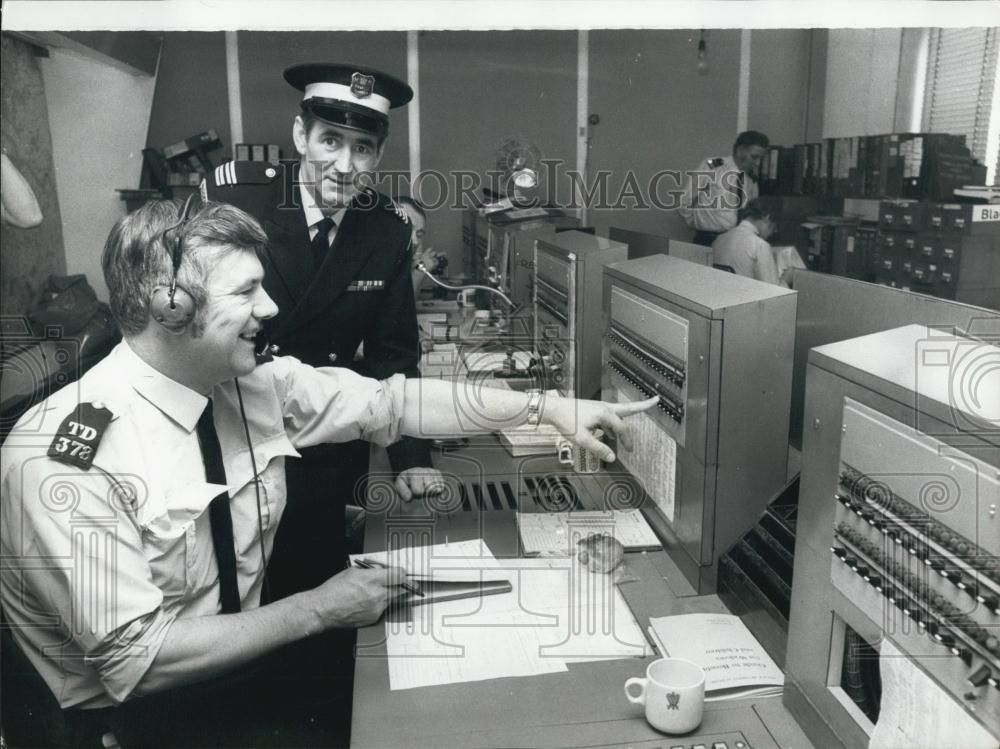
left=388, top=198, right=410, bottom=224
left=46, top=402, right=114, bottom=470
left=707, top=157, right=725, bottom=169
left=211, top=160, right=281, bottom=188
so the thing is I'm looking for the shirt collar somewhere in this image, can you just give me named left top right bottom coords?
left=298, top=181, right=348, bottom=230
left=738, top=218, right=761, bottom=236
left=118, top=341, right=208, bottom=433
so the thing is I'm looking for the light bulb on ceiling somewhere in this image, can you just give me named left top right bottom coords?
left=697, top=31, right=709, bottom=75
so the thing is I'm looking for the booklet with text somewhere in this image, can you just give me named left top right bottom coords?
left=647, top=613, right=784, bottom=701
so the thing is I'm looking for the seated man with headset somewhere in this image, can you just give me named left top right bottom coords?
left=0, top=198, right=656, bottom=748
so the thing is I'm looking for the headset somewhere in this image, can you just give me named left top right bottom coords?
left=148, top=193, right=275, bottom=598
left=150, top=193, right=199, bottom=331
left=151, top=193, right=280, bottom=366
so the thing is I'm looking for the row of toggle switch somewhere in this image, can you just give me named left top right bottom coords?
left=832, top=545, right=1000, bottom=693
left=836, top=522, right=1000, bottom=638
left=609, top=329, right=686, bottom=387
left=608, top=359, right=684, bottom=423
left=832, top=542, right=1000, bottom=665
left=834, top=499, right=1000, bottom=614
left=839, top=468, right=1000, bottom=584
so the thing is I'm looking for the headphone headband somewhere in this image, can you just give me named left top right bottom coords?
left=166, top=193, right=200, bottom=277
left=151, top=195, right=200, bottom=331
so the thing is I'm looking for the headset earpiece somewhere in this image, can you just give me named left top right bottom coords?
left=150, top=284, right=195, bottom=330
left=151, top=194, right=200, bottom=332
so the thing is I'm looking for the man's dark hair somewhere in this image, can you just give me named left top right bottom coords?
left=733, top=130, right=770, bottom=151
left=739, top=198, right=772, bottom=223
left=299, top=112, right=387, bottom=149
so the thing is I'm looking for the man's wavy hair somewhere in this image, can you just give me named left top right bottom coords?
left=102, top=199, right=268, bottom=336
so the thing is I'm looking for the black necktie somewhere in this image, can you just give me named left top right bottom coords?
left=311, top=217, right=335, bottom=269
left=736, top=171, right=747, bottom=209
left=196, top=400, right=241, bottom=614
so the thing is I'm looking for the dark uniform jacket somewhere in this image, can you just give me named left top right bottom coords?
left=203, top=160, right=430, bottom=594
left=203, top=160, right=430, bottom=470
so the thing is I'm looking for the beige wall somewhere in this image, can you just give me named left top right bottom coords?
left=24, top=28, right=920, bottom=300
left=588, top=29, right=742, bottom=239
left=822, top=28, right=902, bottom=138
left=41, top=45, right=157, bottom=303
left=749, top=29, right=812, bottom=146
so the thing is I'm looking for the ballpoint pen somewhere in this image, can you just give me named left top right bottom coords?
left=353, top=558, right=426, bottom=598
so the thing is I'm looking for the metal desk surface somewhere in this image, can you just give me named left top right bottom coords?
left=351, top=440, right=815, bottom=749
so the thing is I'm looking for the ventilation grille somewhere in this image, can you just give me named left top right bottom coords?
left=429, top=475, right=585, bottom=514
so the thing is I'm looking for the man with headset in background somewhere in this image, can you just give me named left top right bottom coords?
left=678, top=130, right=770, bottom=247
left=202, top=63, right=443, bottom=604
left=0, top=198, right=655, bottom=747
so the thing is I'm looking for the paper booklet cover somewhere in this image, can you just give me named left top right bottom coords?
left=648, top=613, right=784, bottom=701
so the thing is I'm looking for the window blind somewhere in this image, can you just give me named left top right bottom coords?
left=922, top=27, right=1000, bottom=182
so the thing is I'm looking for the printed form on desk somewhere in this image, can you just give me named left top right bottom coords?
left=517, top=509, right=661, bottom=555
left=381, top=542, right=650, bottom=691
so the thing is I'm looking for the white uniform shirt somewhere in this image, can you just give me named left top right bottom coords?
left=299, top=181, right=348, bottom=245
left=0, top=342, right=405, bottom=708
left=678, top=155, right=759, bottom=233
left=711, top=219, right=781, bottom=285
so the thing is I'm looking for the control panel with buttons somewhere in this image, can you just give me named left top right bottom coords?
left=786, top=325, right=1000, bottom=748
left=828, top=401, right=1000, bottom=735
left=534, top=232, right=628, bottom=399
left=601, top=255, right=796, bottom=594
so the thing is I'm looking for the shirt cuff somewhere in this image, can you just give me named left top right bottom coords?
left=83, top=608, right=176, bottom=704
left=360, top=373, right=407, bottom=447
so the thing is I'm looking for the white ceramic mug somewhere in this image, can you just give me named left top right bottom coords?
left=624, top=657, right=705, bottom=734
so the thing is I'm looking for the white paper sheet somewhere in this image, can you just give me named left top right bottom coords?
left=612, top=388, right=677, bottom=522
left=869, top=638, right=998, bottom=749
left=351, top=538, right=503, bottom=583
left=517, top=510, right=661, bottom=556
left=383, top=551, right=649, bottom=691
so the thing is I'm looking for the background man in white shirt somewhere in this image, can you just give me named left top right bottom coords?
left=712, top=199, right=788, bottom=286
left=679, top=130, right=770, bottom=247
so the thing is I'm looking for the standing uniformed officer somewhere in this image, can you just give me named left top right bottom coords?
left=678, top=130, right=770, bottom=247
left=203, top=63, right=444, bottom=601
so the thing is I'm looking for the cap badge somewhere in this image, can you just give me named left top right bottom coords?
left=351, top=72, right=375, bottom=99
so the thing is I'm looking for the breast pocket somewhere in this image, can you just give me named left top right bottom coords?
left=141, top=482, right=221, bottom=601
left=223, top=433, right=298, bottom=556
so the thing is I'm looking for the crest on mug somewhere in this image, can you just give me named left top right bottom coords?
left=666, top=691, right=681, bottom=710
left=351, top=72, right=375, bottom=99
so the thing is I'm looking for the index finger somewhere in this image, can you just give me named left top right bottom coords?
left=608, top=396, right=659, bottom=418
